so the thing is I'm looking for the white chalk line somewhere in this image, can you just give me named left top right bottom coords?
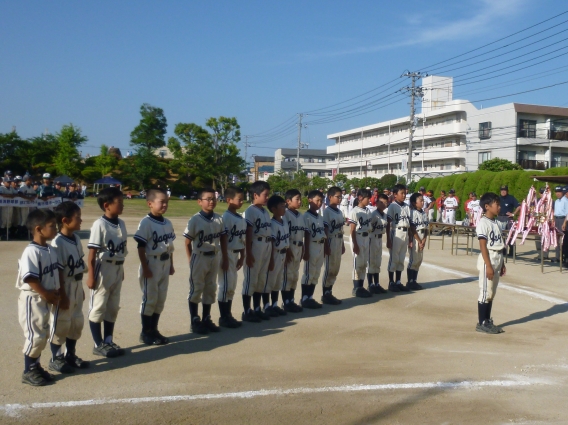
left=343, top=236, right=567, bottom=305
left=0, top=379, right=533, bottom=416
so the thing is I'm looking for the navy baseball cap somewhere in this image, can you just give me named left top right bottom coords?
left=500, top=185, right=508, bottom=191
left=539, top=187, right=545, bottom=194
left=555, top=186, right=564, bottom=192
left=449, top=189, right=455, bottom=194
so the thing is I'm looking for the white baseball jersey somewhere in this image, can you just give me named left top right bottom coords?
left=323, top=206, right=344, bottom=237
left=183, top=211, right=226, bottom=253
left=88, top=216, right=128, bottom=260
left=340, top=194, right=349, bottom=207
left=223, top=210, right=247, bottom=251
left=387, top=201, right=411, bottom=228
left=52, top=233, right=86, bottom=279
left=476, top=216, right=504, bottom=251
left=468, top=199, right=481, bottom=214
left=304, top=210, right=326, bottom=241
left=0, top=185, right=17, bottom=196
left=410, top=208, right=429, bottom=231
left=16, top=242, right=62, bottom=291
left=349, top=206, right=373, bottom=233
left=370, top=209, right=387, bottom=235
left=285, top=209, right=304, bottom=243
left=18, top=184, right=37, bottom=197
left=444, top=196, right=459, bottom=210
left=423, top=195, right=432, bottom=210
left=272, top=217, right=290, bottom=250
left=134, top=214, right=176, bottom=255
left=244, top=205, right=272, bottom=239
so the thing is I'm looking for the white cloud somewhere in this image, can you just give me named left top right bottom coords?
left=300, top=0, right=528, bottom=59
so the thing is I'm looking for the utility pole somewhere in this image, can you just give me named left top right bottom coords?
left=296, top=113, right=303, bottom=172
left=243, top=135, right=252, bottom=175
left=401, top=71, right=426, bottom=184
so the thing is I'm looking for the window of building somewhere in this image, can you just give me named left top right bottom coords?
left=519, top=119, right=536, bottom=138
left=159, top=150, right=166, bottom=158
left=478, top=151, right=491, bottom=164
left=518, top=151, right=536, bottom=160
left=443, top=141, right=452, bottom=148
left=479, top=122, right=491, bottom=139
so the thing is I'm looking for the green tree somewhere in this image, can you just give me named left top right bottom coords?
left=478, top=157, right=523, bottom=172
left=380, top=173, right=397, bottom=189
left=118, top=147, right=166, bottom=190
left=54, top=124, right=87, bottom=177
left=0, top=131, right=27, bottom=174
left=333, top=173, right=349, bottom=188
left=95, top=144, right=118, bottom=177
left=267, top=171, right=293, bottom=195
left=167, top=117, right=244, bottom=192
left=130, top=103, right=168, bottom=150
left=21, top=134, right=59, bottom=174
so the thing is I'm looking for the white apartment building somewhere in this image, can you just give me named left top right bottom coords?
left=274, top=148, right=334, bottom=178
left=326, top=76, right=568, bottom=180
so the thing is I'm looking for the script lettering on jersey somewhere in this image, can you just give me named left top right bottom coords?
left=488, top=230, right=502, bottom=247
left=197, top=230, right=221, bottom=248
left=107, top=240, right=127, bottom=257
left=330, top=219, right=343, bottom=233
left=372, top=218, right=385, bottom=232
left=67, top=254, right=85, bottom=277
left=254, top=218, right=271, bottom=234
left=152, top=231, right=175, bottom=250
left=358, top=216, right=372, bottom=228
left=38, top=260, right=57, bottom=279
left=274, top=228, right=290, bottom=247
left=228, top=224, right=246, bottom=243
left=288, top=221, right=303, bottom=235
left=310, top=222, right=325, bottom=238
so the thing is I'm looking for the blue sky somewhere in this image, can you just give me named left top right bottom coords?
left=1, top=0, right=567, bottom=160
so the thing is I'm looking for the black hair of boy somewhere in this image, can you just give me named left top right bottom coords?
left=249, top=181, right=270, bottom=196
left=357, top=188, right=372, bottom=199
left=378, top=193, right=389, bottom=202
left=225, top=186, right=244, bottom=199
left=53, top=201, right=81, bottom=227
left=26, top=209, right=56, bottom=232
left=146, top=188, right=167, bottom=201
left=479, top=192, right=500, bottom=212
left=285, top=189, right=301, bottom=200
left=97, top=187, right=123, bottom=211
left=267, top=195, right=285, bottom=213
left=409, top=192, right=423, bottom=207
left=392, top=184, right=407, bottom=194
left=327, top=186, right=342, bottom=198
left=307, top=190, right=323, bottom=200
left=197, top=187, right=215, bottom=200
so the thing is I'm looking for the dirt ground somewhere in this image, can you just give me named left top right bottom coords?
left=1, top=206, right=567, bottom=424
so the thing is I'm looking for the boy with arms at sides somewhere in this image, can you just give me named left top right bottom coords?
left=367, top=193, right=389, bottom=294
left=321, top=186, right=345, bottom=305
left=217, top=187, right=246, bottom=328
left=17, top=209, right=65, bottom=386
left=282, top=189, right=304, bottom=313
left=386, top=184, right=414, bottom=293
left=241, top=181, right=273, bottom=322
left=407, top=193, right=428, bottom=291
left=349, top=188, right=373, bottom=298
left=134, top=189, right=176, bottom=345
left=87, top=187, right=128, bottom=358
left=475, top=193, right=506, bottom=334
left=301, top=190, right=327, bottom=309
left=51, top=202, right=89, bottom=374
left=264, top=195, right=290, bottom=316
left=184, top=188, right=228, bottom=334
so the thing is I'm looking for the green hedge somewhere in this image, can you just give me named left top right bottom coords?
left=415, top=168, right=568, bottom=219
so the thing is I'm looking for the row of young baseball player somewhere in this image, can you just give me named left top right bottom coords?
left=0, top=172, right=84, bottom=240
left=16, top=182, right=506, bottom=387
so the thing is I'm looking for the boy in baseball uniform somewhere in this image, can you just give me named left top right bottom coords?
left=340, top=189, right=349, bottom=219
left=241, top=181, right=272, bottom=322
left=264, top=195, right=290, bottom=316
left=50, top=201, right=89, bottom=374
left=443, top=189, right=459, bottom=224
left=217, top=187, right=246, bottom=328
left=134, top=189, right=176, bottom=345
left=184, top=188, right=228, bottom=334
left=407, top=193, right=428, bottom=291
left=282, top=189, right=304, bottom=313
left=321, top=186, right=345, bottom=305
left=476, top=192, right=506, bottom=334
left=367, top=193, right=389, bottom=294
left=87, top=187, right=128, bottom=358
left=301, top=190, right=326, bottom=309
left=386, top=184, right=414, bottom=293
left=349, top=188, right=373, bottom=298
left=17, top=209, right=64, bottom=386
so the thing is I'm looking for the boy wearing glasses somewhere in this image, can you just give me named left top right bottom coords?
left=184, top=188, right=228, bottom=334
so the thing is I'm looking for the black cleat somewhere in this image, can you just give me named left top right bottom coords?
left=219, top=315, right=242, bottom=328
left=255, top=309, right=271, bottom=320
left=65, top=354, right=90, bottom=369
left=203, top=317, right=221, bottom=332
left=406, top=281, right=423, bottom=291
left=388, top=281, right=400, bottom=292
left=93, top=342, right=121, bottom=358
left=352, top=287, right=372, bottom=298
left=191, top=317, right=209, bottom=334
left=396, top=281, right=410, bottom=292
left=48, top=355, right=75, bottom=374
left=22, top=365, right=49, bottom=386
left=242, top=310, right=262, bottom=323
left=283, top=301, right=303, bottom=313
left=301, top=298, right=322, bottom=309
left=321, top=292, right=342, bottom=305
left=272, top=305, right=287, bottom=316
left=264, top=306, right=280, bottom=317
left=140, top=331, right=160, bottom=345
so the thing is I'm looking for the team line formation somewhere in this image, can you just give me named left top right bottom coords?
left=16, top=181, right=509, bottom=387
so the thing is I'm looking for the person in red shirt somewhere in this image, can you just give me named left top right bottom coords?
left=435, top=190, right=447, bottom=222
left=370, top=189, right=378, bottom=207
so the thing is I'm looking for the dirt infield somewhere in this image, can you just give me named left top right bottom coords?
left=1, top=206, right=567, bottom=424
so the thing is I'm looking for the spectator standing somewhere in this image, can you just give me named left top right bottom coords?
left=436, top=190, right=447, bottom=222
left=496, top=185, right=520, bottom=256
left=552, top=186, right=568, bottom=263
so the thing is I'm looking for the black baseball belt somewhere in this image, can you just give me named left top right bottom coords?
left=74, top=273, right=83, bottom=281
left=152, top=253, right=170, bottom=261
left=292, top=241, right=304, bottom=246
left=257, top=237, right=272, bottom=242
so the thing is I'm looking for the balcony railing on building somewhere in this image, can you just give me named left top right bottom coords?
left=517, top=158, right=549, bottom=170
